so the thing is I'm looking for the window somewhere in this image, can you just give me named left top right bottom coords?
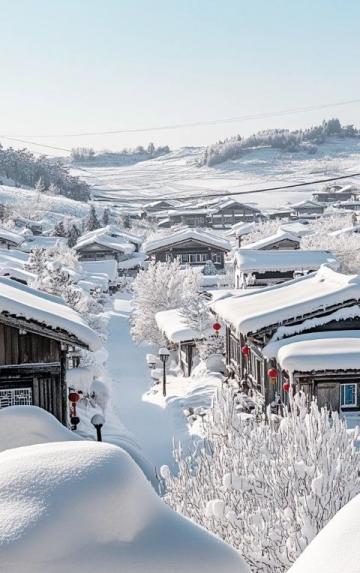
left=340, top=384, right=357, bottom=408
left=0, top=387, right=32, bottom=408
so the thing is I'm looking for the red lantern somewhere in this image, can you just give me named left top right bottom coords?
left=283, top=382, right=290, bottom=393
left=68, top=391, right=80, bottom=403
left=267, top=367, right=278, bottom=385
left=241, top=345, right=250, bottom=357
left=212, top=322, right=221, bottom=332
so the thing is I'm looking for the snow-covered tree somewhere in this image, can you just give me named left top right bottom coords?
left=35, top=177, right=46, bottom=194
left=86, top=205, right=101, bottom=231
left=25, top=247, right=46, bottom=276
left=67, top=223, right=81, bottom=247
left=102, top=208, right=110, bottom=226
left=163, top=391, right=360, bottom=573
left=48, top=182, right=60, bottom=196
left=180, top=291, right=211, bottom=337
left=131, top=259, right=199, bottom=345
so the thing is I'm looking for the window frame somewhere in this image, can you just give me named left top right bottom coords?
left=340, top=383, right=357, bottom=408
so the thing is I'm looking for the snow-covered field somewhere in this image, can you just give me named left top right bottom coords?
left=72, top=138, right=360, bottom=208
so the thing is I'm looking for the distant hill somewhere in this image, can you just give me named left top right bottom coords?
left=198, top=118, right=360, bottom=166
left=70, top=143, right=171, bottom=167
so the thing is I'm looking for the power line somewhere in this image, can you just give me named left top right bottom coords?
left=4, top=98, right=360, bottom=138
left=0, top=135, right=71, bottom=153
left=91, top=171, right=360, bottom=204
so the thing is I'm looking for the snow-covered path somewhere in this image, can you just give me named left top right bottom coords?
left=105, top=292, right=190, bottom=471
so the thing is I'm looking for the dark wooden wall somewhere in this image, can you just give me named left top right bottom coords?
left=0, top=324, right=61, bottom=365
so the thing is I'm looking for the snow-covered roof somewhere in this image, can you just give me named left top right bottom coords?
left=278, top=222, right=314, bottom=237
left=144, top=228, right=231, bottom=253
left=210, top=266, right=360, bottom=336
left=0, top=227, right=24, bottom=246
left=0, top=277, right=101, bottom=350
left=242, top=229, right=301, bottom=250
left=117, top=253, right=146, bottom=270
left=21, top=236, right=67, bottom=252
left=156, top=308, right=212, bottom=343
left=144, top=198, right=183, bottom=209
left=81, top=259, right=118, bottom=282
left=330, top=224, right=360, bottom=237
left=212, top=198, right=261, bottom=213
left=0, top=249, right=28, bottom=269
left=0, top=266, right=36, bottom=284
left=264, top=330, right=360, bottom=373
left=227, top=222, right=256, bottom=237
left=234, top=249, right=339, bottom=272
left=75, top=231, right=135, bottom=254
left=288, top=494, right=360, bottom=573
left=104, top=225, right=143, bottom=245
left=291, top=199, right=324, bottom=209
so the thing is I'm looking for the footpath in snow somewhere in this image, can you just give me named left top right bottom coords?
left=105, top=292, right=192, bottom=471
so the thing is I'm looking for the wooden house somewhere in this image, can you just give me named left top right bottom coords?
left=290, top=200, right=325, bottom=217
left=144, top=228, right=231, bottom=270
left=0, top=277, right=100, bottom=423
left=167, top=208, right=210, bottom=228
left=209, top=199, right=263, bottom=227
left=143, top=199, right=183, bottom=214
left=210, top=266, right=360, bottom=412
left=312, top=184, right=357, bottom=203
left=241, top=229, right=301, bottom=251
left=75, top=229, right=135, bottom=263
left=103, top=225, right=143, bottom=252
left=0, top=228, right=24, bottom=250
left=233, top=249, right=339, bottom=288
left=335, top=200, right=360, bottom=212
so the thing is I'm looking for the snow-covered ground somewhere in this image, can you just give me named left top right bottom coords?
left=72, top=138, right=360, bottom=208
left=104, top=292, right=221, bottom=472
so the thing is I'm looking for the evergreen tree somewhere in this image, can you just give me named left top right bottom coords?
left=86, top=205, right=100, bottom=231
left=25, top=248, right=46, bottom=275
left=54, top=221, right=67, bottom=237
left=102, top=208, right=110, bottom=227
left=67, top=224, right=81, bottom=248
left=48, top=182, right=60, bottom=195
left=203, top=260, right=217, bottom=276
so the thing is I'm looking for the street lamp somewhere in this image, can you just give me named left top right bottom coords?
left=158, top=347, right=170, bottom=397
left=91, top=413, right=105, bottom=442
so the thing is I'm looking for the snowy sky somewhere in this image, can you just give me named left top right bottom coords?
left=1, top=0, right=360, bottom=154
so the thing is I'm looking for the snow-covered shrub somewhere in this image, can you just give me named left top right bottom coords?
left=131, top=259, right=200, bottom=345
left=163, top=390, right=360, bottom=572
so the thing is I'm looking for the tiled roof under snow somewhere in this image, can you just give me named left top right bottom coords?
left=75, top=229, right=135, bottom=254
left=263, top=330, right=360, bottom=373
left=156, top=308, right=213, bottom=343
left=0, top=277, right=101, bottom=350
left=144, top=228, right=231, bottom=253
left=210, top=266, right=360, bottom=336
left=242, top=229, right=300, bottom=250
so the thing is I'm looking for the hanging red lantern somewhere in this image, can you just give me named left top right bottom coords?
left=212, top=322, right=221, bottom=332
left=267, top=367, right=278, bottom=385
left=68, top=391, right=80, bottom=403
left=283, top=381, right=290, bottom=393
left=241, top=345, right=250, bottom=357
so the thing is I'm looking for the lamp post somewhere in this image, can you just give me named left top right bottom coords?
left=159, top=347, right=170, bottom=397
left=91, top=413, right=105, bottom=442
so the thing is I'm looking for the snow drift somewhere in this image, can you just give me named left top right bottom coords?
left=0, top=440, right=248, bottom=573
left=288, top=494, right=360, bottom=573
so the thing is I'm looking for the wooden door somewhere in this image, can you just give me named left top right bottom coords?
left=316, top=383, right=340, bottom=412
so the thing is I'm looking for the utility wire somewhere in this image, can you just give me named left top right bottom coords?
left=90, top=171, right=360, bottom=204
left=3, top=98, right=360, bottom=138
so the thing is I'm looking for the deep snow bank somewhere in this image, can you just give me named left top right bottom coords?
left=0, top=441, right=248, bottom=573
left=288, top=494, right=360, bottom=573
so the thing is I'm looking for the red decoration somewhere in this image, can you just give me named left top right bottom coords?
left=68, top=391, right=80, bottom=403
left=212, top=322, right=221, bottom=332
left=267, top=367, right=278, bottom=379
left=241, top=345, right=250, bottom=356
left=283, top=382, right=290, bottom=393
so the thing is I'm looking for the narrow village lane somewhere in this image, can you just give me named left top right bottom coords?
left=105, top=292, right=190, bottom=472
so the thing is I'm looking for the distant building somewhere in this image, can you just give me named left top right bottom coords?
left=290, top=200, right=325, bottom=217
left=0, top=228, right=24, bottom=250
left=209, top=199, right=263, bottom=227
left=241, top=229, right=301, bottom=251
left=75, top=228, right=135, bottom=263
left=312, top=184, right=357, bottom=203
left=144, top=228, right=231, bottom=270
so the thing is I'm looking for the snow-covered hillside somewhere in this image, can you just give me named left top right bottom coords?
left=72, top=137, right=360, bottom=208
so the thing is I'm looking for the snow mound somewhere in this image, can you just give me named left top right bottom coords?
left=288, top=494, right=360, bottom=573
left=0, top=406, right=81, bottom=452
left=0, top=441, right=248, bottom=573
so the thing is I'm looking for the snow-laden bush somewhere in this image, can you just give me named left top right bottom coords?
left=163, top=390, right=360, bottom=573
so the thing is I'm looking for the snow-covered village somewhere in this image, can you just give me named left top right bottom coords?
left=1, top=2, right=360, bottom=572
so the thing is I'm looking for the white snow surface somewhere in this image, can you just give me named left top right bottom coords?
left=81, top=259, right=118, bottom=281
left=263, top=330, right=360, bottom=373
left=211, top=266, right=360, bottom=335
left=0, top=276, right=101, bottom=350
left=0, top=440, right=247, bottom=573
left=144, top=227, right=231, bottom=253
left=288, top=494, right=360, bottom=573
left=76, top=229, right=135, bottom=254
left=0, top=227, right=24, bottom=245
left=233, top=249, right=339, bottom=272
left=156, top=308, right=212, bottom=343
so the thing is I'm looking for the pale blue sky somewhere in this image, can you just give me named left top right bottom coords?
left=1, top=0, right=360, bottom=153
